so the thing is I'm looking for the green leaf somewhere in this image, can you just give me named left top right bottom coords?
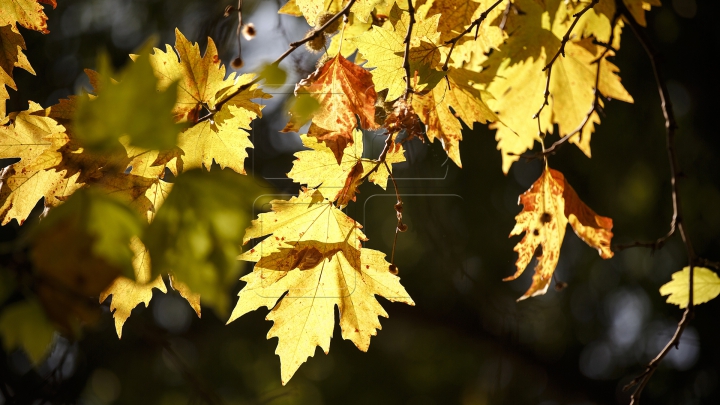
left=259, top=62, right=288, bottom=88
left=74, top=40, right=184, bottom=152
left=144, top=169, right=262, bottom=316
left=30, top=188, right=144, bottom=281
left=659, top=266, right=720, bottom=308
left=0, top=299, right=56, bottom=364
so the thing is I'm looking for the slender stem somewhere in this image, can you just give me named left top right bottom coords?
left=442, top=0, right=505, bottom=71
left=533, top=0, right=599, bottom=123
left=401, top=0, right=416, bottom=97
left=615, top=0, right=696, bottom=402
left=385, top=162, right=404, bottom=267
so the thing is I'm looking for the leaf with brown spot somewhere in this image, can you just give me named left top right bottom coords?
left=504, top=168, right=613, bottom=300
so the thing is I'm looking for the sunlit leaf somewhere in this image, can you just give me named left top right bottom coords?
left=660, top=267, right=720, bottom=309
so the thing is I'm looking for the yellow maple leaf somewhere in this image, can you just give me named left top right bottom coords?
left=169, top=274, right=202, bottom=318
left=0, top=25, right=36, bottom=118
left=505, top=168, right=613, bottom=300
left=0, top=0, right=54, bottom=118
left=288, top=129, right=405, bottom=206
left=660, top=267, right=720, bottom=309
left=0, top=102, right=84, bottom=225
left=149, top=29, right=234, bottom=123
left=150, top=30, right=269, bottom=174
left=240, top=189, right=367, bottom=260
left=229, top=247, right=413, bottom=384
left=174, top=91, right=258, bottom=174
left=482, top=0, right=633, bottom=172
left=424, top=0, right=505, bottom=67
left=99, top=237, right=167, bottom=338
left=352, top=3, right=441, bottom=101
left=412, top=71, right=497, bottom=167
left=283, top=53, right=378, bottom=162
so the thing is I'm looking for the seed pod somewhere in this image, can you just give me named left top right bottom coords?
left=231, top=57, right=244, bottom=69
left=389, top=264, right=398, bottom=275
left=316, top=12, right=341, bottom=34
left=242, top=23, right=256, bottom=41
left=304, top=30, right=326, bottom=53
left=397, top=222, right=408, bottom=232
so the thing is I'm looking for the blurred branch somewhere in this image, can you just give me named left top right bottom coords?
left=615, top=1, right=696, bottom=403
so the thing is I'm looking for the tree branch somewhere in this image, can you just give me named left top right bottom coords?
left=200, top=0, right=358, bottom=121
left=401, top=0, right=416, bottom=97
left=442, top=0, right=505, bottom=72
left=615, top=1, right=696, bottom=403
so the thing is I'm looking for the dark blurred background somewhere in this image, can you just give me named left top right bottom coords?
left=2, top=0, right=719, bottom=404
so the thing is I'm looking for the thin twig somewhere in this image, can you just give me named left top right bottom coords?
left=199, top=0, right=358, bottom=122
left=616, top=0, right=696, bottom=402
left=499, top=0, right=513, bottom=31
left=533, top=0, right=599, bottom=122
left=359, top=131, right=396, bottom=182
left=401, top=0, right=416, bottom=97
left=442, top=0, right=505, bottom=71
left=385, top=162, right=404, bottom=270
left=514, top=9, right=619, bottom=160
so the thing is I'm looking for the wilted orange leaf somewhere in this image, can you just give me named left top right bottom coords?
left=283, top=54, right=378, bottom=162
left=505, top=168, right=613, bottom=300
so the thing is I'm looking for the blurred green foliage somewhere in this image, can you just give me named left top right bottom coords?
left=145, top=169, right=262, bottom=317
left=74, top=42, right=182, bottom=152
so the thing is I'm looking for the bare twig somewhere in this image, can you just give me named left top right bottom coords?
left=359, top=131, right=396, bottom=182
left=442, top=0, right=505, bottom=71
left=514, top=9, right=619, bottom=160
left=499, top=0, right=513, bottom=31
left=615, top=0, right=696, bottom=403
left=401, top=0, right=416, bottom=97
left=533, top=0, right=599, bottom=123
left=697, top=258, right=720, bottom=270
left=199, top=0, right=358, bottom=122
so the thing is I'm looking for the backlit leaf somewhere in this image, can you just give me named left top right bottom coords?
left=660, top=267, right=720, bottom=309
left=504, top=168, right=613, bottom=299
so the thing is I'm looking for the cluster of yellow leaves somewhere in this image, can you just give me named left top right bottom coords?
left=504, top=168, right=614, bottom=299
left=0, top=28, right=268, bottom=341
left=228, top=190, right=413, bottom=384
